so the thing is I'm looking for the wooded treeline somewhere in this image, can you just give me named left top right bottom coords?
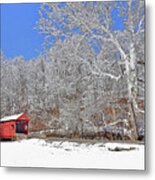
left=1, top=1, right=145, bottom=141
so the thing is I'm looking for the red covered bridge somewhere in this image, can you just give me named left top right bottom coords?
left=0, top=113, right=30, bottom=140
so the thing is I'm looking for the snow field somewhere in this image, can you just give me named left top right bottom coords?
left=1, top=138, right=145, bottom=170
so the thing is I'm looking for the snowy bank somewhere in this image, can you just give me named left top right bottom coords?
left=1, top=138, right=145, bottom=170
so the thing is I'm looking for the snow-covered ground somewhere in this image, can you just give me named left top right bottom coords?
left=0, top=138, right=145, bottom=170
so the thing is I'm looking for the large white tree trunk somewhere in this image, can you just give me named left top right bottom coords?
left=126, top=41, right=138, bottom=140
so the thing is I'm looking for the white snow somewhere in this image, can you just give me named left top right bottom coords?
left=0, top=138, right=145, bottom=170
left=0, top=113, right=23, bottom=122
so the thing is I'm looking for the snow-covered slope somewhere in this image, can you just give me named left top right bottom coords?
left=1, top=139, right=144, bottom=170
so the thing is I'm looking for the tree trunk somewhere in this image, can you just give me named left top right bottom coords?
left=126, top=41, right=139, bottom=140
left=128, top=102, right=138, bottom=140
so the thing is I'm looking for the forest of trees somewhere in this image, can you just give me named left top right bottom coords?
left=0, top=1, right=145, bottom=141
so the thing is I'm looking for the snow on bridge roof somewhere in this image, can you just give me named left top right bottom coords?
left=0, top=113, right=29, bottom=122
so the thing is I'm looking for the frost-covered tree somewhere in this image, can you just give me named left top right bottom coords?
left=37, top=0, right=145, bottom=140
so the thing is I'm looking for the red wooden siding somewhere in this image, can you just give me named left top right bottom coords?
left=0, top=121, right=16, bottom=139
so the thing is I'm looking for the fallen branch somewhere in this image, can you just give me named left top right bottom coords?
left=108, top=146, right=136, bottom=152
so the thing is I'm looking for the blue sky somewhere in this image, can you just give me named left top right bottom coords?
left=1, top=3, right=126, bottom=60
left=1, top=3, right=44, bottom=60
